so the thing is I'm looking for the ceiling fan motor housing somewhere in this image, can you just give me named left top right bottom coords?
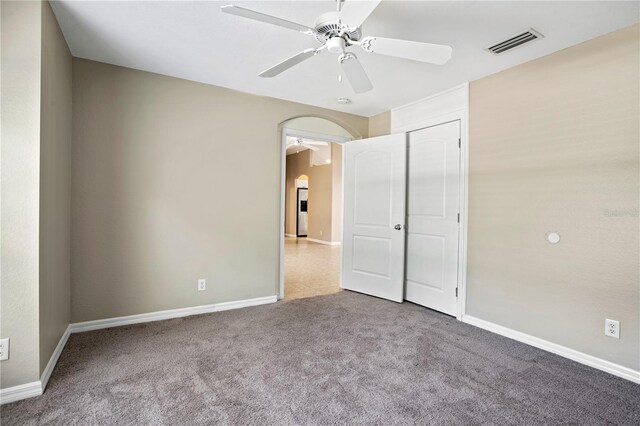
left=314, top=11, right=362, bottom=45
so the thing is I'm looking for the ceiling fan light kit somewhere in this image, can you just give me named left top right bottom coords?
left=221, top=0, right=452, bottom=94
left=327, top=36, right=347, bottom=54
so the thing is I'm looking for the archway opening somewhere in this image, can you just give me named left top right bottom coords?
left=295, top=174, right=309, bottom=189
left=279, top=116, right=353, bottom=300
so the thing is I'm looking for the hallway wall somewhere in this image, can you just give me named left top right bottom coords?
left=285, top=145, right=342, bottom=243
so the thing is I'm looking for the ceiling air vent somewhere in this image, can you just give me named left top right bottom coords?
left=486, top=28, right=544, bottom=55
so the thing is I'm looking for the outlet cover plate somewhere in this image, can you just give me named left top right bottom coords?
left=0, top=338, right=9, bottom=361
left=605, top=319, right=620, bottom=339
left=198, top=279, right=206, bottom=291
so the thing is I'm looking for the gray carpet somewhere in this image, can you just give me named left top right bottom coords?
left=2, top=291, right=639, bottom=425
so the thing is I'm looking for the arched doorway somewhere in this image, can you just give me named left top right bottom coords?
left=278, top=116, right=357, bottom=300
left=295, top=174, right=309, bottom=189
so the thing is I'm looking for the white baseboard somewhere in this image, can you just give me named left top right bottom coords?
left=1, top=324, right=72, bottom=405
left=285, top=233, right=297, bottom=238
left=0, top=381, right=42, bottom=405
left=1, top=295, right=278, bottom=405
left=462, top=315, right=640, bottom=384
left=41, top=325, right=71, bottom=391
left=306, top=238, right=341, bottom=246
left=70, top=295, right=278, bottom=333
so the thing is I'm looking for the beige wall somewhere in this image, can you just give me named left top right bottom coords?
left=71, top=59, right=368, bottom=322
left=286, top=151, right=303, bottom=237
left=285, top=146, right=342, bottom=242
left=330, top=144, right=343, bottom=243
left=1, top=0, right=43, bottom=389
left=467, top=24, right=639, bottom=370
left=368, top=111, right=391, bottom=137
left=1, top=0, right=73, bottom=390
left=39, top=0, right=72, bottom=376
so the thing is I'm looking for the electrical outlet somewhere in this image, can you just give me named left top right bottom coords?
left=198, top=279, right=206, bottom=292
left=605, top=319, right=620, bottom=339
left=0, top=339, right=9, bottom=361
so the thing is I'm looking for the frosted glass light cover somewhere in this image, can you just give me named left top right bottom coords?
left=547, top=232, right=561, bottom=244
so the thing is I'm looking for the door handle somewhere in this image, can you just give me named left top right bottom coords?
left=394, top=224, right=403, bottom=230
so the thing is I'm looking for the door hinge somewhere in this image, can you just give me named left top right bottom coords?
left=457, top=213, right=460, bottom=223
left=455, top=287, right=459, bottom=298
left=458, top=138, right=461, bottom=148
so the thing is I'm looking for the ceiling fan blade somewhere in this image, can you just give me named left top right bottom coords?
left=339, top=53, right=373, bottom=94
left=221, top=5, right=315, bottom=35
left=259, top=48, right=319, bottom=78
left=338, top=0, right=382, bottom=30
left=362, top=36, right=452, bottom=65
left=301, top=144, right=320, bottom=151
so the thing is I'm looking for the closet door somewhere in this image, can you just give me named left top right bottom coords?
left=405, top=121, right=461, bottom=315
left=341, top=134, right=406, bottom=302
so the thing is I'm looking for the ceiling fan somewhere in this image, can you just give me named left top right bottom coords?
left=286, top=137, right=329, bottom=152
left=221, top=0, right=452, bottom=94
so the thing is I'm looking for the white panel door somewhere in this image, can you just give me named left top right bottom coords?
left=406, top=121, right=460, bottom=315
left=342, top=134, right=406, bottom=303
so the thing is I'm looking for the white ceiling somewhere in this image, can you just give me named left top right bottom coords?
left=51, top=1, right=639, bottom=117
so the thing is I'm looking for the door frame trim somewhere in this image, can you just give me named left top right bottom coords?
left=391, top=83, right=469, bottom=320
left=278, top=127, right=351, bottom=300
